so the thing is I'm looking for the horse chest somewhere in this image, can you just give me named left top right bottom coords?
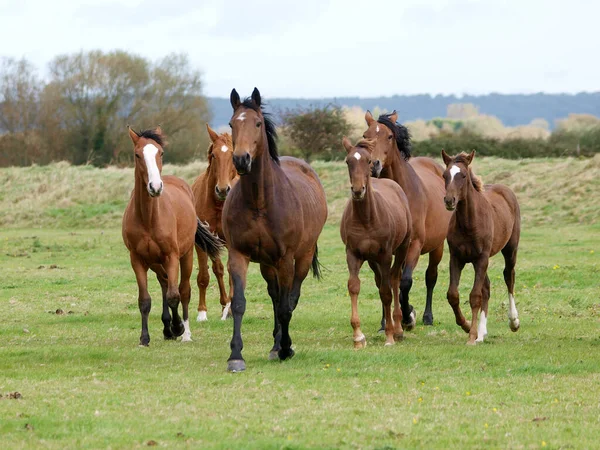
left=233, top=219, right=282, bottom=264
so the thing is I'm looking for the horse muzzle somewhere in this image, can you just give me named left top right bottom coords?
left=215, top=185, right=231, bottom=201
left=444, top=197, right=456, bottom=211
left=371, top=160, right=382, bottom=178
left=351, top=186, right=366, bottom=201
left=233, top=153, right=252, bottom=175
left=147, top=181, right=163, bottom=197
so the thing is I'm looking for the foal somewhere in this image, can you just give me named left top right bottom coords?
left=191, top=124, right=238, bottom=321
left=122, top=127, right=222, bottom=346
left=442, top=150, right=521, bottom=345
left=340, top=137, right=412, bottom=347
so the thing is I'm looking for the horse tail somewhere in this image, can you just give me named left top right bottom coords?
left=311, top=244, right=322, bottom=280
left=195, top=219, right=223, bottom=260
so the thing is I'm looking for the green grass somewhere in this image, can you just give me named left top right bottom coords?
left=1, top=159, right=599, bottom=448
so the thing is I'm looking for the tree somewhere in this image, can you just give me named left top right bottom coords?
left=280, top=105, right=352, bottom=162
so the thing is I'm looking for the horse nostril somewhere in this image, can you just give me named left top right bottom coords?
left=226, top=185, right=231, bottom=194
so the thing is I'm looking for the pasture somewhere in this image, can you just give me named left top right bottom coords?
left=1, top=158, right=599, bottom=449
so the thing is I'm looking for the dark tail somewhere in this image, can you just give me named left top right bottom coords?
left=311, top=244, right=322, bottom=280
left=195, top=219, right=224, bottom=260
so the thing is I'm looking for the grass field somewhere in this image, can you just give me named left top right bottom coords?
left=1, top=158, right=599, bottom=449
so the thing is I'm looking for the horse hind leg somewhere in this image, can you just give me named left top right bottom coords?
left=391, top=233, right=411, bottom=341
left=400, top=240, right=422, bottom=331
left=502, top=245, right=520, bottom=332
left=347, top=251, right=366, bottom=348
left=368, top=261, right=384, bottom=333
left=196, top=248, right=210, bottom=322
left=260, top=264, right=281, bottom=360
left=164, top=255, right=184, bottom=338
left=131, top=252, right=151, bottom=346
left=212, top=256, right=231, bottom=320
left=179, top=249, right=194, bottom=342
left=423, top=244, right=443, bottom=326
left=153, top=265, right=175, bottom=340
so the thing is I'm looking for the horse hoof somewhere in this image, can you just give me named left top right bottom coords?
left=393, top=333, right=404, bottom=342
left=181, top=333, right=192, bottom=343
left=196, top=311, right=207, bottom=322
left=353, top=336, right=366, bottom=349
left=384, top=340, right=394, bottom=347
left=220, top=303, right=232, bottom=321
left=377, top=327, right=385, bottom=334
left=509, top=319, right=520, bottom=332
left=268, top=350, right=280, bottom=360
left=461, top=321, right=471, bottom=333
left=278, top=348, right=295, bottom=361
left=138, top=342, right=149, bottom=347
left=466, top=339, right=477, bottom=346
left=171, top=323, right=185, bottom=337
left=422, top=314, right=433, bottom=326
left=403, top=309, right=417, bottom=331
left=227, top=359, right=246, bottom=373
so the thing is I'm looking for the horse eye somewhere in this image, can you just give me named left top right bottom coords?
left=135, top=154, right=140, bottom=159
left=256, top=121, right=262, bottom=128
left=388, top=135, right=393, bottom=140
left=228, top=122, right=232, bottom=128
left=368, top=159, right=372, bottom=164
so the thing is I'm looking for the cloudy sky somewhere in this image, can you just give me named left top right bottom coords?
left=0, top=0, right=596, bottom=98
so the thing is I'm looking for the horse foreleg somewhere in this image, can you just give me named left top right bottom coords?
left=165, top=254, right=183, bottom=338
left=368, top=261, right=384, bottom=333
left=468, top=257, right=489, bottom=345
left=131, top=252, right=151, bottom=346
left=227, top=250, right=250, bottom=372
left=195, top=247, right=210, bottom=322
left=212, top=256, right=231, bottom=320
left=378, top=261, right=395, bottom=346
left=347, top=250, right=366, bottom=348
left=502, top=244, right=520, bottom=332
left=400, top=239, right=422, bottom=331
left=260, top=264, right=281, bottom=360
left=423, top=244, right=444, bottom=326
left=447, top=254, right=469, bottom=333
left=179, top=249, right=194, bottom=342
left=275, top=254, right=296, bottom=361
left=152, top=264, right=174, bottom=340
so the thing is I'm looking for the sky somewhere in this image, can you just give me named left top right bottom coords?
left=0, top=0, right=597, bottom=98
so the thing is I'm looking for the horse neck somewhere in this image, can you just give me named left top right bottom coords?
left=203, top=162, right=222, bottom=207
left=383, top=149, right=421, bottom=194
left=351, top=181, right=378, bottom=224
left=238, top=144, right=277, bottom=210
left=455, top=179, right=483, bottom=230
left=133, top=168, right=159, bottom=227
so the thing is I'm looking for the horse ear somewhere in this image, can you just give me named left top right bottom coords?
left=206, top=123, right=219, bottom=143
left=154, top=125, right=162, bottom=136
left=230, top=89, right=241, bottom=110
left=441, top=149, right=452, bottom=166
left=251, top=87, right=261, bottom=107
left=342, top=136, right=354, bottom=153
left=128, top=126, right=139, bottom=145
left=365, top=110, right=375, bottom=126
left=466, top=150, right=476, bottom=165
left=389, top=110, right=398, bottom=123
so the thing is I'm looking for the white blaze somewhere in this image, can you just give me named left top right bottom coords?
left=353, top=152, right=361, bottom=160
left=143, top=144, right=162, bottom=191
left=449, top=165, right=461, bottom=181
left=220, top=145, right=229, bottom=153
left=376, top=125, right=380, bottom=133
left=237, top=112, right=246, bottom=121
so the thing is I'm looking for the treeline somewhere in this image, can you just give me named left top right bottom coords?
left=0, top=51, right=210, bottom=167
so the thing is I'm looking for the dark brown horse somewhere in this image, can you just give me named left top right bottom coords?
left=223, top=88, right=328, bottom=372
left=122, top=126, right=222, bottom=346
left=364, top=111, right=452, bottom=328
left=340, top=137, right=412, bottom=347
left=191, top=124, right=238, bottom=322
left=441, top=150, right=521, bottom=345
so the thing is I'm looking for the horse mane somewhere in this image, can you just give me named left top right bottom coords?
left=207, top=132, right=233, bottom=168
left=136, top=128, right=165, bottom=147
left=241, top=98, right=280, bottom=165
left=377, top=113, right=412, bottom=160
left=453, top=152, right=484, bottom=192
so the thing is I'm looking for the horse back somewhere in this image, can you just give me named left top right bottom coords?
left=484, top=184, right=520, bottom=255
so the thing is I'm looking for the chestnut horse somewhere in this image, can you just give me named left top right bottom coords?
left=441, top=150, right=521, bottom=345
left=364, top=111, right=451, bottom=328
left=191, top=124, right=238, bottom=322
left=223, top=88, right=328, bottom=372
left=340, top=137, right=412, bottom=347
left=122, top=127, right=222, bottom=346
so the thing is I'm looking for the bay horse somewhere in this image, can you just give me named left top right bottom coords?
left=191, top=124, right=238, bottom=322
left=223, top=88, right=328, bottom=372
left=441, top=150, right=521, bottom=345
left=122, top=126, right=222, bottom=346
left=364, top=111, right=452, bottom=329
left=340, top=137, right=412, bottom=347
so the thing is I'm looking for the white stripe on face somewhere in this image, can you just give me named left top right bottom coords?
left=449, top=165, right=461, bottom=181
left=143, top=144, right=162, bottom=192
left=237, top=112, right=246, bottom=121
left=376, top=125, right=380, bottom=133
left=353, top=152, right=361, bottom=160
left=220, top=145, right=229, bottom=153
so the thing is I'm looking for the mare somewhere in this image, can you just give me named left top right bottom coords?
left=364, top=111, right=452, bottom=328
left=122, top=126, right=222, bottom=346
left=222, top=88, right=328, bottom=372
left=340, top=137, right=412, bottom=347
left=441, top=150, right=521, bottom=345
left=191, top=124, right=238, bottom=322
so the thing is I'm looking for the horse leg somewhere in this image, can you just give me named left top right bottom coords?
left=195, top=247, right=210, bottom=322
left=378, top=260, right=395, bottom=346
left=151, top=264, right=175, bottom=340
left=227, top=250, right=250, bottom=372
left=447, top=254, right=469, bottom=333
left=179, top=249, right=194, bottom=342
left=368, top=261, right=384, bottom=333
left=476, top=274, right=490, bottom=343
left=213, top=256, right=231, bottom=320
left=502, top=244, right=520, bottom=332
left=347, top=250, right=366, bottom=348
left=468, top=257, right=489, bottom=345
left=276, top=254, right=296, bottom=361
left=423, top=244, right=443, bottom=326
left=399, top=239, right=422, bottom=331
left=130, top=252, right=151, bottom=346
left=260, top=264, right=281, bottom=360
left=165, top=254, right=184, bottom=338
left=391, top=233, right=411, bottom=341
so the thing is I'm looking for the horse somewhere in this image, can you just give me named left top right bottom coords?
left=441, top=150, right=521, bottom=345
left=122, top=126, right=222, bottom=346
left=222, top=88, right=328, bottom=372
left=340, top=137, right=412, bottom=347
left=191, top=124, right=238, bottom=322
left=364, top=110, right=452, bottom=329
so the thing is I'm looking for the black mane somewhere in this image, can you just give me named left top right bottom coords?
left=377, top=113, right=411, bottom=160
left=137, top=128, right=165, bottom=147
left=241, top=98, right=279, bottom=164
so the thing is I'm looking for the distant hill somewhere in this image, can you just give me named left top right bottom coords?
left=208, top=92, right=600, bottom=129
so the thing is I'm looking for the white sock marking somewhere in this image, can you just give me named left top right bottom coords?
left=449, top=165, right=461, bottom=181
left=476, top=310, right=487, bottom=342
left=237, top=112, right=246, bottom=121
left=354, top=333, right=366, bottom=342
left=196, top=310, right=207, bottom=322
left=221, top=303, right=231, bottom=320
left=220, top=145, right=229, bottom=152
left=353, top=152, right=361, bottom=160
left=508, top=293, right=520, bottom=330
left=143, top=144, right=162, bottom=192
left=181, top=319, right=192, bottom=342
